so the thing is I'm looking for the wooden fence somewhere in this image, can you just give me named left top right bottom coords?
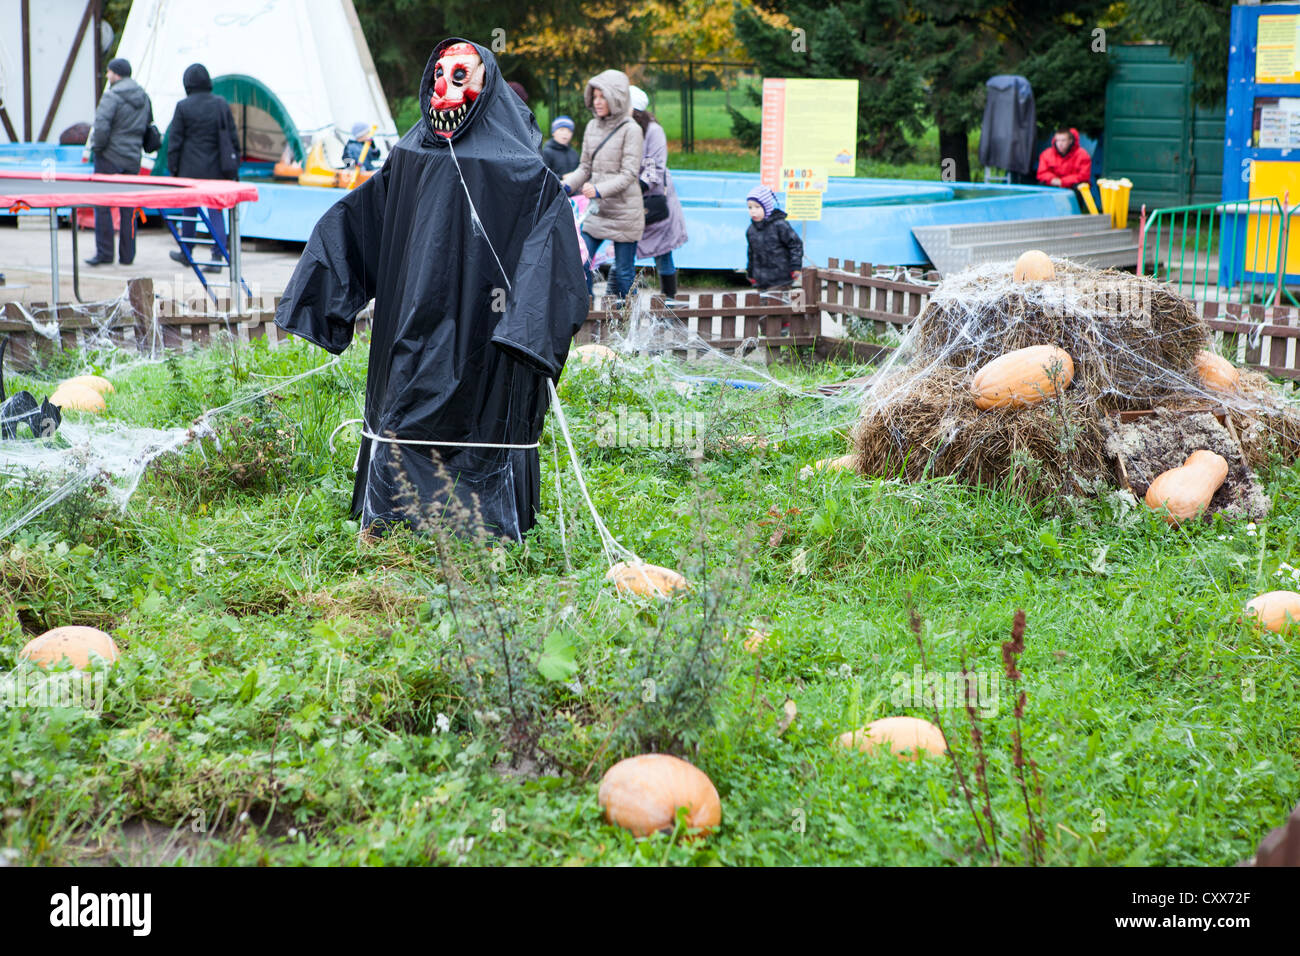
left=6, top=265, right=1300, bottom=385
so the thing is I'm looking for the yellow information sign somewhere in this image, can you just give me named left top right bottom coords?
left=1257, top=15, right=1300, bottom=84
left=779, top=166, right=826, bottom=221
left=779, top=166, right=829, bottom=192
left=1245, top=160, right=1300, bottom=276
left=761, top=78, right=858, bottom=189
left=784, top=190, right=823, bottom=221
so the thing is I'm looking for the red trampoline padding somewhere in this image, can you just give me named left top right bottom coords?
left=0, top=170, right=258, bottom=211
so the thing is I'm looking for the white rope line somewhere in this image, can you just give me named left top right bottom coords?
left=326, top=418, right=538, bottom=452
left=546, top=377, right=639, bottom=568
left=550, top=427, right=572, bottom=572
left=362, top=428, right=538, bottom=450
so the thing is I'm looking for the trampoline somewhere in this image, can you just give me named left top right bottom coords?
left=0, top=171, right=259, bottom=307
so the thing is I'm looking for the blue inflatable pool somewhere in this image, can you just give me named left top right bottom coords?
left=1, top=145, right=1079, bottom=269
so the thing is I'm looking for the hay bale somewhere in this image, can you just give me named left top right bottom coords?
left=911, top=264, right=1205, bottom=409
left=850, top=260, right=1300, bottom=505
left=853, top=367, right=1109, bottom=500
left=1233, top=369, right=1300, bottom=468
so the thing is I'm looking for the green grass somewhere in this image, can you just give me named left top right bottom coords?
left=1, top=335, right=1296, bottom=865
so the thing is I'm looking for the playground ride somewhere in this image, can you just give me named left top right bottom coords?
left=272, top=127, right=378, bottom=190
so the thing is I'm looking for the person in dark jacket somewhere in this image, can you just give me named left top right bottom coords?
left=86, top=58, right=149, bottom=266
left=542, top=116, right=578, bottom=177
left=166, top=63, right=239, bottom=272
left=745, top=185, right=803, bottom=290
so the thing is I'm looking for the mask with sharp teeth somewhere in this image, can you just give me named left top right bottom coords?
left=427, top=42, right=485, bottom=138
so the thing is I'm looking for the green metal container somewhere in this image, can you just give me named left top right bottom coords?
left=1103, top=44, right=1224, bottom=210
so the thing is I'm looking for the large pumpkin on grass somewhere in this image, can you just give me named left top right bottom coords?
left=573, top=343, right=618, bottom=366
left=1144, top=450, right=1228, bottom=524
left=48, top=382, right=106, bottom=413
left=60, top=374, right=114, bottom=395
left=1244, top=590, right=1300, bottom=633
left=598, top=754, right=722, bottom=837
left=606, top=561, right=689, bottom=598
left=836, top=716, right=946, bottom=760
left=970, top=345, right=1075, bottom=410
left=19, top=626, right=120, bottom=669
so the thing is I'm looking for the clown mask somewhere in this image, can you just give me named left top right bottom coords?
left=428, top=43, right=485, bottom=137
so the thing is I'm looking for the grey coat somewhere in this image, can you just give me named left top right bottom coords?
left=92, top=77, right=150, bottom=172
left=563, top=70, right=645, bottom=244
left=636, top=120, right=687, bottom=259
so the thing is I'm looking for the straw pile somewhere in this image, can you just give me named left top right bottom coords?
left=852, top=260, right=1300, bottom=507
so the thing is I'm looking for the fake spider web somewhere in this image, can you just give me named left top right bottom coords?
left=845, top=259, right=1300, bottom=518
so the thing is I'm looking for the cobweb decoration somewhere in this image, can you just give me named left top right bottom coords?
left=845, top=259, right=1300, bottom=512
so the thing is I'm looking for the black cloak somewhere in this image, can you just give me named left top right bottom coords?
left=274, top=38, right=588, bottom=541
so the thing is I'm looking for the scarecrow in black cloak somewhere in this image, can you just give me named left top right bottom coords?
left=275, top=39, right=588, bottom=541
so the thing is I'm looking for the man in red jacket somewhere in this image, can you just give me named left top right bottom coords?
left=1037, top=127, right=1092, bottom=189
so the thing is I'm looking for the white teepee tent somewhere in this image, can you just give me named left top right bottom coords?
left=115, top=0, right=399, bottom=169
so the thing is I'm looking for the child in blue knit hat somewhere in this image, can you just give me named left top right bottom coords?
left=745, top=184, right=803, bottom=290
left=543, top=116, right=579, bottom=178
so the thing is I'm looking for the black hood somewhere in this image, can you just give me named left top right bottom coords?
left=756, top=208, right=788, bottom=228
left=417, top=38, right=539, bottom=150
left=183, top=63, right=212, bottom=94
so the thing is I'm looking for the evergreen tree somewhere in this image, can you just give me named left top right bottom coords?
left=1124, top=0, right=1233, bottom=108
left=734, top=0, right=1117, bottom=177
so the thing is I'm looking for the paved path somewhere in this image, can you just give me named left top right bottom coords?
left=0, top=218, right=303, bottom=307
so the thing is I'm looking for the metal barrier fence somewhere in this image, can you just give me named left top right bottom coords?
left=1140, top=196, right=1300, bottom=309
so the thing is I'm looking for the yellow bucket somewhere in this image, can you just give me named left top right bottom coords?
left=1097, top=178, right=1117, bottom=218
left=1113, top=178, right=1133, bottom=229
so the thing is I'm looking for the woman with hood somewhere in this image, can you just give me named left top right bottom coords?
left=628, top=85, right=687, bottom=307
left=166, top=63, right=239, bottom=271
left=563, top=70, right=645, bottom=302
left=274, top=39, right=588, bottom=542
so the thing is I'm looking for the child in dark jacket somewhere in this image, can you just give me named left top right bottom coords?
left=542, top=116, right=579, bottom=178
left=745, top=185, right=803, bottom=289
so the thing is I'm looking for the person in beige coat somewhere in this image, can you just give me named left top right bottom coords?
left=563, top=69, right=645, bottom=299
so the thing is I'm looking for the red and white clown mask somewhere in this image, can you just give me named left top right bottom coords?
left=428, top=43, right=485, bottom=137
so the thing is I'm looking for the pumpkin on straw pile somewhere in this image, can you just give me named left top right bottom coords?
left=850, top=261, right=1300, bottom=515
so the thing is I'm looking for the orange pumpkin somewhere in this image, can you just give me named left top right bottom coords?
left=20, top=626, right=120, bottom=670
left=837, top=716, right=947, bottom=760
left=970, top=345, right=1075, bottom=410
left=606, top=561, right=689, bottom=598
left=1195, top=350, right=1240, bottom=393
left=573, top=343, right=618, bottom=365
left=1244, top=590, right=1300, bottom=634
left=1013, top=250, right=1056, bottom=282
left=60, top=374, right=114, bottom=395
left=48, top=382, right=106, bottom=413
left=1144, top=450, right=1228, bottom=524
left=598, top=754, right=722, bottom=837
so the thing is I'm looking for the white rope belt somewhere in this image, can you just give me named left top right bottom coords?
left=327, top=419, right=538, bottom=454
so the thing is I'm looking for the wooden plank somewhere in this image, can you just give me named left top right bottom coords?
left=813, top=339, right=893, bottom=363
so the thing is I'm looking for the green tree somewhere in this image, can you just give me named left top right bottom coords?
left=733, top=1, right=925, bottom=164
left=1124, top=0, right=1232, bottom=107
left=734, top=0, right=1117, bottom=176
